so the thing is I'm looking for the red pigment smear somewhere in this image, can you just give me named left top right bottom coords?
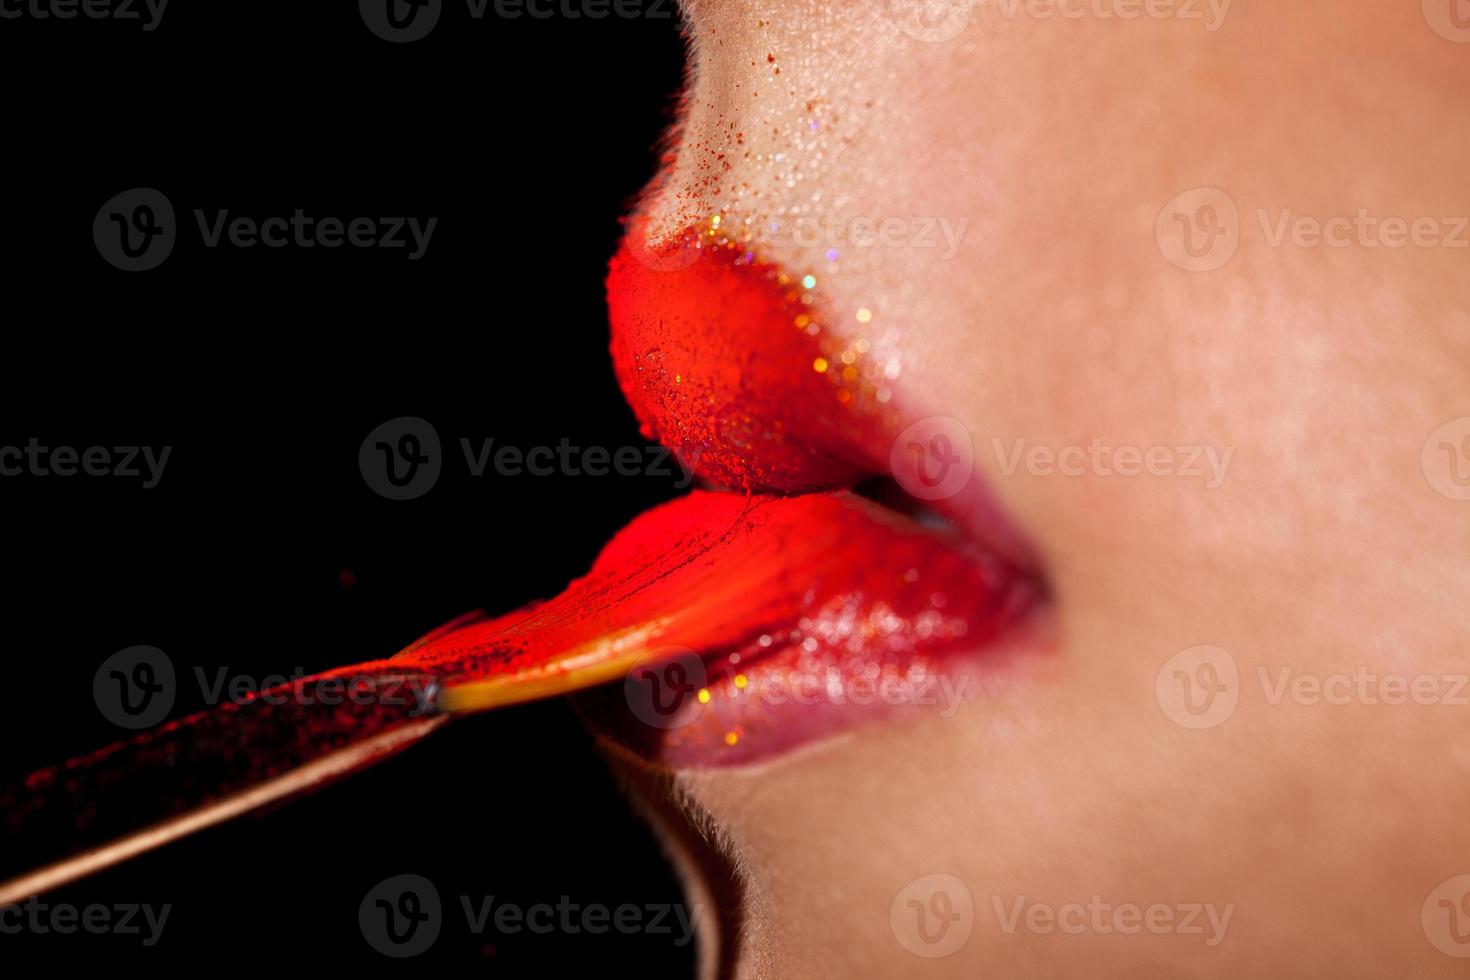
left=608, top=223, right=891, bottom=493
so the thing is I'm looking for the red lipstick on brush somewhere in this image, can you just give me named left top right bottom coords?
left=0, top=220, right=1046, bottom=902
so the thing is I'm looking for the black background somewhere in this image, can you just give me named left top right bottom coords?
left=0, top=0, right=696, bottom=971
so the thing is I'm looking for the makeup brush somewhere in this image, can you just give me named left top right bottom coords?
left=0, top=490, right=1030, bottom=904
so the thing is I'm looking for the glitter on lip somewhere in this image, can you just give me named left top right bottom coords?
left=607, top=220, right=899, bottom=494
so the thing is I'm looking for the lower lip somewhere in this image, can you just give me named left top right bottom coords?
left=568, top=491, right=1044, bottom=769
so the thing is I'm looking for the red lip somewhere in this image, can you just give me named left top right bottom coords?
left=580, top=222, right=1049, bottom=765
left=608, top=217, right=883, bottom=494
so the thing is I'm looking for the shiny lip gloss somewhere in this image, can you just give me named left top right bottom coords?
left=566, top=491, right=1041, bottom=768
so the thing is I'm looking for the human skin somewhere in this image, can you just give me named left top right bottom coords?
left=610, top=1, right=1470, bottom=976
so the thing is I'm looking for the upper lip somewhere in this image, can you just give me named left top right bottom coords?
left=607, top=214, right=1042, bottom=570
